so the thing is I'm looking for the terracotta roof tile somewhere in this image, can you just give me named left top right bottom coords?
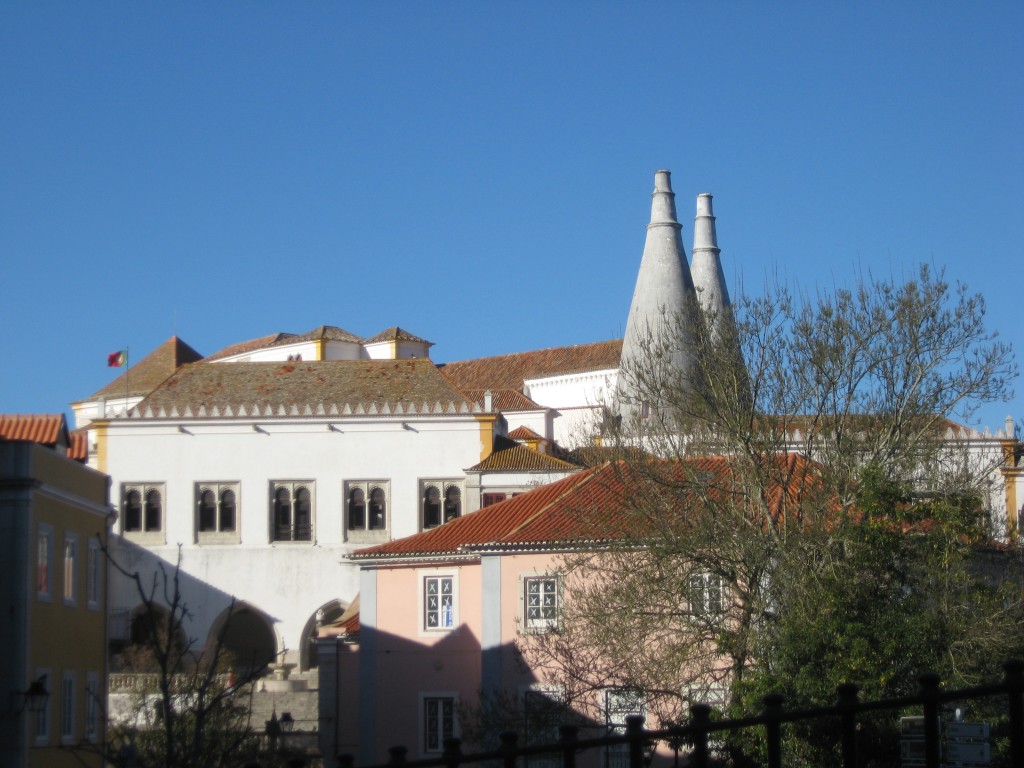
left=465, top=442, right=580, bottom=473
left=365, top=326, right=433, bottom=345
left=68, top=429, right=88, bottom=462
left=204, top=333, right=296, bottom=362
left=82, top=337, right=204, bottom=401
left=133, top=358, right=476, bottom=414
left=0, top=414, right=69, bottom=446
left=509, top=426, right=544, bottom=441
left=352, top=467, right=609, bottom=559
left=440, top=339, right=623, bottom=391
left=460, top=389, right=544, bottom=412
left=270, top=325, right=363, bottom=346
left=354, top=454, right=820, bottom=560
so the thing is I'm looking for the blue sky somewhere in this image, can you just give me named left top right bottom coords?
left=2, top=3, right=1021, bottom=431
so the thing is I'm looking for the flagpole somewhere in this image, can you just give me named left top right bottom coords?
left=124, top=347, right=129, bottom=416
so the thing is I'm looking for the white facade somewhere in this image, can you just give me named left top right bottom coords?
left=101, top=410, right=494, bottom=667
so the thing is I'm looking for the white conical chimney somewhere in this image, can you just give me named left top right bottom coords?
left=616, top=170, right=700, bottom=424
left=690, top=193, right=732, bottom=341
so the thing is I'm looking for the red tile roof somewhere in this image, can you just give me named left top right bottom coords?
left=133, top=358, right=476, bottom=414
left=509, top=426, right=544, bottom=441
left=440, top=340, right=623, bottom=391
left=0, top=414, right=69, bottom=446
left=465, top=442, right=580, bottom=473
left=460, top=389, right=544, bottom=412
left=353, top=454, right=820, bottom=561
left=204, top=333, right=296, bottom=362
left=82, top=337, right=204, bottom=401
left=365, top=326, right=433, bottom=346
left=68, top=429, right=88, bottom=462
left=270, top=325, right=363, bottom=346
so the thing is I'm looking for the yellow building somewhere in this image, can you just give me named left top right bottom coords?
left=0, top=415, right=110, bottom=768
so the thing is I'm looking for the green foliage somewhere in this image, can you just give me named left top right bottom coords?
left=727, top=466, right=1024, bottom=766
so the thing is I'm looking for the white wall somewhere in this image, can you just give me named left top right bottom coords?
left=102, top=414, right=488, bottom=663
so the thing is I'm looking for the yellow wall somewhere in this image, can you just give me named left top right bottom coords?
left=25, top=445, right=109, bottom=768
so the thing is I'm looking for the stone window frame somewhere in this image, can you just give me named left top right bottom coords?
left=121, top=483, right=167, bottom=545
left=195, top=482, right=241, bottom=544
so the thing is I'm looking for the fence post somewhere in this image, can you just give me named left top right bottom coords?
left=559, top=724, right=578, bottom=768
left=762, top=693, right=784, bottom=768
left=1005, top=659, right=1024, bottom=768
left=500, top=731, right=519, bottom=768
left=688, top=704, right=712, bottom=768
left=836, top=682, right=859, bottom=768
left=918, top=673, right=941, bottom=768
left=626, top=715, right=645, bottom=768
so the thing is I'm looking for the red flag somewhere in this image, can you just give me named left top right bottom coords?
left=107, top=350, right=127, bottom=367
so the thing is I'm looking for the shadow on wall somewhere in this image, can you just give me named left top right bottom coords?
left=325, top=623, right=606, bottom=765
left=107, top=537, right=281, bottom=673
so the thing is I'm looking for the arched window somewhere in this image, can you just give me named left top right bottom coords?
left=443, top=486, right=461, bottom=523
left=219, top=488, right=236, bottom=532
left=196, top=483, right=239, bottom=540
left=294, top=487, right=312, bottom=540
left=345, top=481, right=389, bottom=535
left=199, top=489, right=217, bottom=532
left=274, top=487, right=292, bottom=541
left=348, top=488, right=366, bottom=530
left=122, top=484, right=165, bottom=538
left=125, top=490, right=142, bottom=532
left=271, top=482, right=315, bottom=542
left=144, top=489, right=162, bottom=532
left=369, top=487, right=386, bottom=530
left=423, top=486, right=442, bottom=529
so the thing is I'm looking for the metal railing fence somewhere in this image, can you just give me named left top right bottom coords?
left=341, top=660, right=1023, bottom=768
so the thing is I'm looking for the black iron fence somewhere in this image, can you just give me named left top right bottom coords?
left=342, top=660, right=1023, bottom=768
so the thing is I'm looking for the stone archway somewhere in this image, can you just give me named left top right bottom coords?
left=208, top=603, right=277, bottom=674
left=300, top=599, right=345, bottom=670
left=113, top=604, right=190, bottom=672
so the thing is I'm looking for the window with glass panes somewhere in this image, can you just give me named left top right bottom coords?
left=423, top=575, right=455, bottom=630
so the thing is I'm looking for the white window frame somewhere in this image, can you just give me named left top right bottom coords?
left=86, top=538, right=101, bottom=611
left=420, top=479, right=465, bottom=531
left=419, top=692, right=459, bottom=755
left=195, top=482, right=241, bottom=544
left=37, top=524, right=53, bottom=602
left=60, top=670, right=76, bottom=743
left=520, top=573, right=562, bottom=633
left=689, top=572, right=725, bottom=618
left=604, top=687, right=646, bottom=768
left=120, top=483, right=167, bottom=544
left=63, top=533, right=78, bottom=606
left=344, top=480, right=391, bottom=539
left=84, top=671, right=100, bottom=742
left=270, top=481, right=315, bottom=543
left=420, top=571, right=458, bottom=634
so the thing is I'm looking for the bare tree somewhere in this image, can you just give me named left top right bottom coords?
left=518, top=266, right=1024, bottom=763
left=70, top=544, right=272, bottom=768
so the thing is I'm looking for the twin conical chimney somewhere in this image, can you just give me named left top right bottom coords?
left=616, top=170, right=700, bottom=423
left=615, top=172, right=743, bottom=426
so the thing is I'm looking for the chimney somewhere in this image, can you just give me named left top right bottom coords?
left=616, top=170, right=700, bottom=423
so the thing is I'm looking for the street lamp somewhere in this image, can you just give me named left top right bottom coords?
left=280, top=711, right=295, bottom=732
left=14, top=674, right=49, bottom=715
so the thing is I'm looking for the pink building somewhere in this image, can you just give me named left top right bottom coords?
left=318, top=462, right=638, bottom=766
